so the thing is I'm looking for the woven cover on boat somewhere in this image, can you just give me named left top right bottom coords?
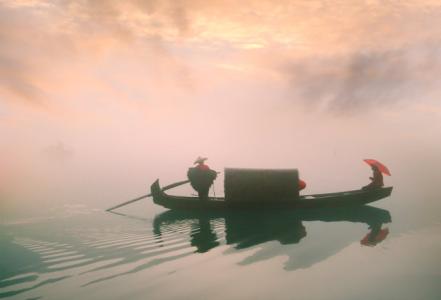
left=224, top=168, right=299, bottom=202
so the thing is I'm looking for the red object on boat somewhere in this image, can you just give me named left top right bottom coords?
left=299, top=179, right=306, bottom=191
left=363, top=159, right=391, bottom=176
left=196, top=164, right=210, bottom=171
left=360, top=228, right=389, bottom=246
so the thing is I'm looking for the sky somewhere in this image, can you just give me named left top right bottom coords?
left=1, top=0, right=441, bottom=214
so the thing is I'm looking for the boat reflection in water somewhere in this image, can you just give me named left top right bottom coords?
left=153, top=205, right=391, bottom=267
left=189, top=216, right=220, bottom=253
left=0, top=206, right=391, bottom=299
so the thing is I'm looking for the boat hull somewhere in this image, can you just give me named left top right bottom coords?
left=150, top=180, right=393, bottom=211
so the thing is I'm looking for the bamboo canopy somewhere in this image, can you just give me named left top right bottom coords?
left=224, top=168, right=299, bottom=202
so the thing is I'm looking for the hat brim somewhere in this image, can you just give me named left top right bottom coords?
left=194, top=157, right=208, bottom=164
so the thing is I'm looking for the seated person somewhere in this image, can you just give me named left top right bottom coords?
left=362, top=165, right=384, bottom=190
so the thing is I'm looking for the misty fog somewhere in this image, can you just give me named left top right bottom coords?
left=1, top=0, right=441, bottom=221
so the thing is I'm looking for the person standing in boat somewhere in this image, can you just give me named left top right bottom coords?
left=362, top=165, right=384, bottom=190
left=187, top=157, right=217, bottom=201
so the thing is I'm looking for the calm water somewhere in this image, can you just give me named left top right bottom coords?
left=1, top=180, right=440, bottom=300
left=3, top=0, right=441, bottom=298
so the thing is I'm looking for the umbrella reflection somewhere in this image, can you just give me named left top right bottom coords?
left=360, top=226, right=389, bottom=246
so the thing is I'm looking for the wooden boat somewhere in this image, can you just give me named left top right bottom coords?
left=150, top=179, right=393, bottom=211
left=153, top=205, right=392, bottom=228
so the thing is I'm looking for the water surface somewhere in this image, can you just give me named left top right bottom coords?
left=1, top=186, right=440, bottom=300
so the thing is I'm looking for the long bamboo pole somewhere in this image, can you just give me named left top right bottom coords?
left=106, top=179, right=190, bottom=211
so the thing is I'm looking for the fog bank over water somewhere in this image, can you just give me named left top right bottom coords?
left=1, top=0, right=441, bottom=220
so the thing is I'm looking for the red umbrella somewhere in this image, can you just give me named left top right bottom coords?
left=363, top=159, right=391, bottom=176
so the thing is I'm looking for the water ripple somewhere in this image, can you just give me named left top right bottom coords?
left=0, top=206, right=392, bottom=299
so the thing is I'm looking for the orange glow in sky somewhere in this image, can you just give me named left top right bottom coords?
left=1, top=0, right=441, bottom=205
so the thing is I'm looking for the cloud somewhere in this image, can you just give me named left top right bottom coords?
left=133, top=0, right=191, bottom=36
left=2, top=0, right=441, bottom=112
left=0, top=57, right=44, bottom=102
left=0, top=2, right=78, bottom=104
left=0, top=0, right=195, bottom=105
left=0, top=5, right=44, bottom=102
left=277, top=42, right=441, bottom=114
